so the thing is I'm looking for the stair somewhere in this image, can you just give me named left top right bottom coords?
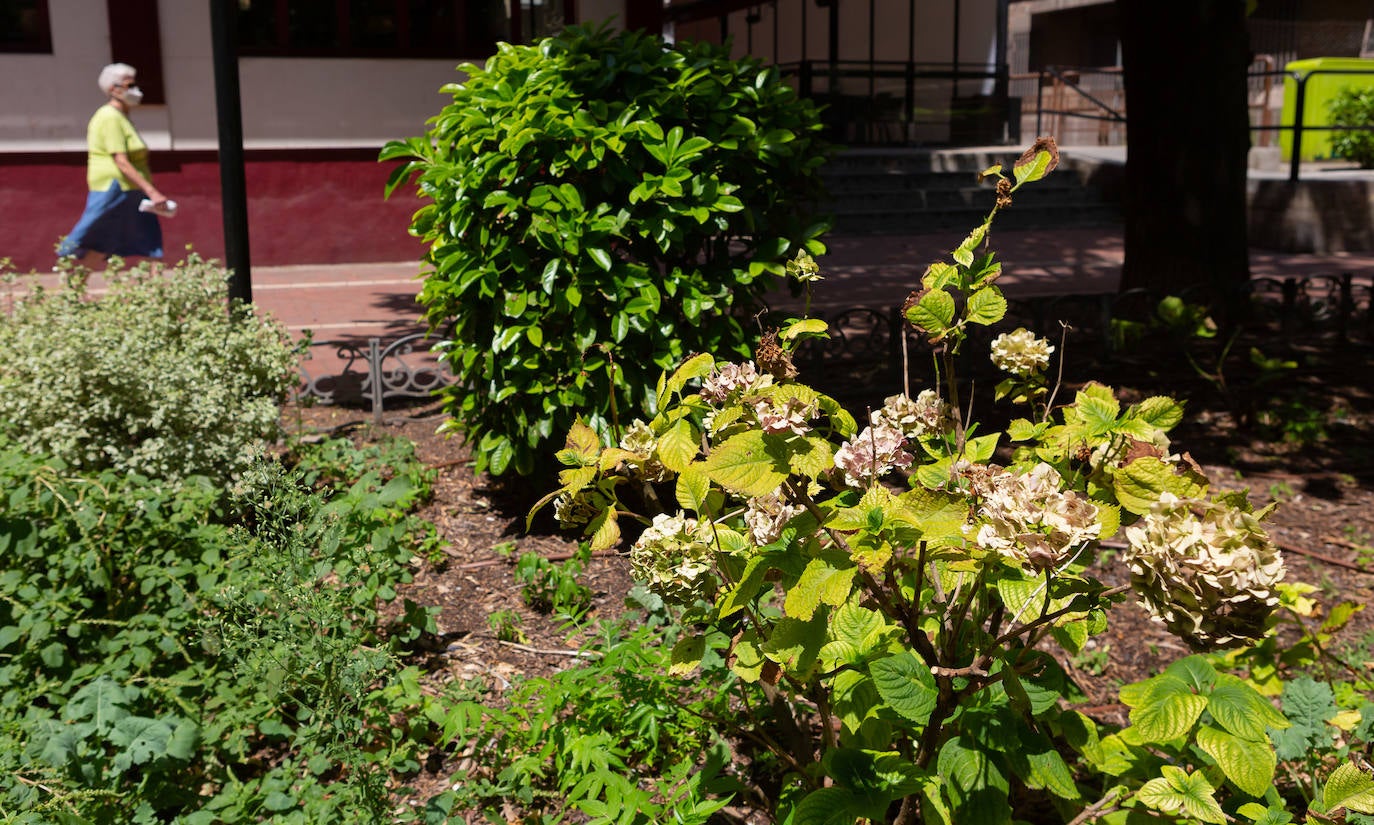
left=819, top=147, right=1124, bottom=234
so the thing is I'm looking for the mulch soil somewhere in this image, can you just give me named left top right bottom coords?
left=281, top=329, right=1374, bottom=816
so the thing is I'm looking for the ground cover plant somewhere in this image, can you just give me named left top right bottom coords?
left=532, top=139, right=1374, bottom=823
left=0, top=434, right=444, bottom=823
left=382, top=23, right=829, bottom=479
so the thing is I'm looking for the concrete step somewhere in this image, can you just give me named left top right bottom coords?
left=819, top=147, right=1122, bottom=234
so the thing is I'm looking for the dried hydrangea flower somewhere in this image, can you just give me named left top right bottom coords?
left=629, top=513, right=719, bottom=605
left=744, top=491, right=803, bottom=546
left=754, top=396, right=816, bottom=436
left=833, top=424, right=914, bottom=488
left=618, top=419, right=669, bottom=481
left=700, top=361, right=770, bottom=406
left=785, top=250, right=823, bottom=282
left=872, top=390, right=955, bottom=439
left=1123, top=493, right=1286, bottom=651
left=972, top=462, right=1101, bottom=569
left=990, top=328, right=1054, bottom=376
left=553, top=489, right=606, bottom=528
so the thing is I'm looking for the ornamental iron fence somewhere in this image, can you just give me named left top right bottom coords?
left=295, top=273, right=1371, bottom=420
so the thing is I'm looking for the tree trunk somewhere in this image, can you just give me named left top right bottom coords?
left=1116, top=0, right=1251, bottom=308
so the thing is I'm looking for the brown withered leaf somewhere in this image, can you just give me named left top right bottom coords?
left=755, top=330, right=798, bottom=381
left=1017, top=135, right=1060, bottom=175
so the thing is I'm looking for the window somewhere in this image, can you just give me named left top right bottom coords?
left=0, top=0, right=52, bottom=54
left=236, top=0, right=571, bottom=58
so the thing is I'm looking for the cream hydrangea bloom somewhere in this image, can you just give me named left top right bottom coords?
left=1123, top=493, right=1286, bottom=651
left=990, top=328, right=1054, bottom=376
left=619, top=419, right=669, bottom=481
left=972, top=463, right=1101, bottom=569
left=743, top=491, right=803, bottom=546
left=629, top=513, right=718, bottom=605
left=700, top=361, right=771, bottom=405
left=833, top=424, right=914, bottom=487
left=754, top=396, right=817, bottom=436
left=871, top=390, right=956, bottom=439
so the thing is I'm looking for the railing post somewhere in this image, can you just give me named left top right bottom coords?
left=1035, top=70, right=1045, bottom=137
left=369, top=337, right=384, bottom=426
left=1289, top=72, right=1307, bottom=183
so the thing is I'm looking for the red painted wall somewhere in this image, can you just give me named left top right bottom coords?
left=0, top=148, right=428, bottom=272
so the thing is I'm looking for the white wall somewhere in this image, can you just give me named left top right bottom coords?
left=0, top=0, right=497, bottom=152
left=0, top=0, right=113, bottom=150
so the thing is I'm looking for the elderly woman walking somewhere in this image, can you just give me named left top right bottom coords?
left=58, top=63, right=175, bottom=263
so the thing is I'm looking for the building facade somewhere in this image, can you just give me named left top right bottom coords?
left=0, top=0, right=617, bottom=271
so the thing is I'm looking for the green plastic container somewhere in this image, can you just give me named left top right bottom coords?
left=1281, top=57, right=1374, bottom=161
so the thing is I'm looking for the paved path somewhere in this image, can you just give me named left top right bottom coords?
left=11, top=226, right=1372, bottom=378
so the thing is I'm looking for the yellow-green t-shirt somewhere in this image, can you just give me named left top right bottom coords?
left=86, top=105, right=151, bottom=192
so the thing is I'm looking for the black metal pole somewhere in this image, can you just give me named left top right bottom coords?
left=209, top=0, right=251, bottom=304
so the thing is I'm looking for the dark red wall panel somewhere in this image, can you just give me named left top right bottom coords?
left=0, top=148, right=427, bottom=272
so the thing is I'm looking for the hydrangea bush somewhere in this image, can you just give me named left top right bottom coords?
left=0, top=255, right=298, bottom=486
left=531, top=141, right=1353, bottom=822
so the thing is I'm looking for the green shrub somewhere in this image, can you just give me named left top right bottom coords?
left=0, top=255, right=298, bottom=486
left=1328, top=86, right=1374, bottom=168
left=382, top=23, right=830, bottom=478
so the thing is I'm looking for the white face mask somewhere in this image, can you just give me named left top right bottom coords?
left=116, top=85, right=144, bottom=106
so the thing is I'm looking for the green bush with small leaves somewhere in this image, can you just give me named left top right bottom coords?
left=0, top=254, right=298, bottom=486
left=382, top=23, right=829, bottom=478
left=1329, top=86, right=1374, bottom=168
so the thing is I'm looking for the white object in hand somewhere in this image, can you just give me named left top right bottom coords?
left=139, top=198, right=178, bottom=217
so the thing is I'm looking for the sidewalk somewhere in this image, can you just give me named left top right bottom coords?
left=253, top=224, right=1374, bottom=377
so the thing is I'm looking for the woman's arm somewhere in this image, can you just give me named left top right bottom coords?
left=112, top=152, right=168, bottom=205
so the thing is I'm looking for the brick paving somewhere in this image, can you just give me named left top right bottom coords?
left=251, top=225, right=1374, bottom=377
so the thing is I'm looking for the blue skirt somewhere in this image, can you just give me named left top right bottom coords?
left=58, top=181, right=164, bottom=259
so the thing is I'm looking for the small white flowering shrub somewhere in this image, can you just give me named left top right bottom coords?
left=532, top=140, right=1374, bottom=822
left=0, top=255, right=298, bottom=485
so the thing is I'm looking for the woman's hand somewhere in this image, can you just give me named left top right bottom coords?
left=112, top=152, right=168, bottom=204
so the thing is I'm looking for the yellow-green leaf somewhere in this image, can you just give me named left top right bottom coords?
left=703, top=430, right=789, bottom=498
left=1195, top=725, right=1275, bottom=797
left=966, top=286, right=1007, bottom=326
left=1322, top=761, right=1374, bottom=815
left=587, top=506, right=620, bottom=553
left=905, top=289, right=957, bottom=337
left=657, top=417, right=698, bottom=472
left=676, top=462, right=711, bottom=514
left=669, top=634, right=706, bottom=676
left=784, top=557, right=856, bottom=621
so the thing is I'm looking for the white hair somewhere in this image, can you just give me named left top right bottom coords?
left=97, top=63, right=136, bottom=95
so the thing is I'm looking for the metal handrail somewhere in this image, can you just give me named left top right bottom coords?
left=1267, top=67, right=1374, bottom=182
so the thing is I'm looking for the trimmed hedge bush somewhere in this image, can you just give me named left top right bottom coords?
left=383, top=23, right=830, bottom=478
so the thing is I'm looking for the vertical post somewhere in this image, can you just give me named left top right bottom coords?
left=1289, top=72, right=1307, bottom=183
left=209, top=0, right=251, bottom=304
left=995, top=0, right=1009, bottom=140
left=370, top=338, right=385, bottom=425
